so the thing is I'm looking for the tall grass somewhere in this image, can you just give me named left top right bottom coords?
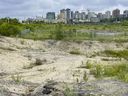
left=102, top=50, right=128, bottom=60
left=0, top=22, right=128, bottom=42
left=88, top=63, right=128, bottom=82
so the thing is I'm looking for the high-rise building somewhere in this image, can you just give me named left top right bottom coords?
left=79, top=12, right=86, bottom=20
left=65, top=8, right=71, bottom=20
left=58, top=8, right=72, bottom=23
left=46, top=12, right=55, bottom=20
left=57, top=9, right=66, bottom=23
left=97, top=13, right=103, bottom=20
left=74, top=11, right=80, bottom=20
left=71, top=11, right=74, bottom=20
left=59, top=9, right=66, bottom=20
left=35, top=16, right=43, bottom=21
left=105, top=11, right=111, bottom=19
left=112, top=9, right=120, bottom=18
left=88, top=12, right=97, bottom=20
left=123, top=10, right=128, bottom=18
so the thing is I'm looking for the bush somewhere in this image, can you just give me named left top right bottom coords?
left=35, top=58, right=43, bottom=65
left=69, top=49, right=81, bottom=55
left=0, top=23, right=20, bottom=36
left=54, top=24, right=64, bottom=40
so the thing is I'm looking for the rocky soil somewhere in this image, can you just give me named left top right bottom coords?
left=0, top=36, right=128, bottom=96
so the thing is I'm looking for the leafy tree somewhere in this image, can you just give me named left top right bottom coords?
left=0, top=18, right=20, bottom=25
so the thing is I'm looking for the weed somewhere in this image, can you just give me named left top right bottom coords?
left=90, top=63, right=128, bottom=82
left=69, top=49, right=81, bottom=55
left=83, top=72, right=88, bottom=82
left=11, top=74, right=23, bottom=83
left=23, top=59, right=46, bottom=69
left=20, top=40, right=25, bottom=45
left=102, top=50, right=128, bottom=60
left=63, top=86, right=77, bottom=96
left=86, top=61, right=93, bottom=69
left=90, top=64, right=104, bottom=78
left=23, top=64, right=34, bottom=69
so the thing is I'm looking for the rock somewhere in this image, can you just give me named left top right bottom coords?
left=34, top=58, right=47, bottom=66
left=31, top=81, right=64, bottom=96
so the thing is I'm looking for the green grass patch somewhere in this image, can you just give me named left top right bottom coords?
left=89, top=63, right=128, bottom=82
left=102, top=50, right=128, bottom=60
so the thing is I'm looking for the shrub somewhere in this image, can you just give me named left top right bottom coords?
left=54, top=24, right=64, bottom=40
left=35, top=58, right=43, bottom=65
left=69, top=49, right=81, bottom=55
left=0, top=23, right=20, bottom=36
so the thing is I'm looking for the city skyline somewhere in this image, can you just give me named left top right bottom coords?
left=42, top=8, right=128, bottom=24
left=0, top=0, right=128, bottom=19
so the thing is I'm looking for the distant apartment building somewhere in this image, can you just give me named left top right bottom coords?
left=112, top=9, right=120, bottom=18
left=65, top=8, right=71, bottom=19
left=87, top=12, right=97, bottom=21
left=74, top=11, right=80, bottom=20
left=102, top=14, right=107, bottom=19
left=90, top=17, right=100, bottom=23
left=105, top=11, right=111, bottom=19
left=71, top=11, right=74, bottom=20
left=58, top=8, right=72, bottom=23
left=79, top=12, right=86, bottom=20
left=35, top=16, right=43, bottom=21
left=58, top=9, right=66, bottom=20
left=97, top=13, right=103, bottom=20
left=46, top=12, right=55, bottom=20
left=123, top=10, right=128, bottom=18
left=65, top=8, right=71, bottom=23
left=57, top=9, right=66, bottom=23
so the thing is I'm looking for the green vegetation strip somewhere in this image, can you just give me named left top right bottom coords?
left=0, top=18, right=128, bottom=42
left=86, top=63, right=128, bottom=82
left=102, top=50, right=128, bottom=60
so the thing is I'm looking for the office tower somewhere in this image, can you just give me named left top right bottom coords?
left=59, top=9, right=66, bottom=20
left=123, top=10, right=128, bottom=18
left=71, top=11, right=74, bottom=20
left=46, top=12, right=55, bottom=20
left=112, top=9, right=120, bottom=18
left=74, top=11, right=80, bottom=20
left=97, top=13, right=103, bottom=20
left=65, top=8, right=71, bottom=20
left=79, top=12, right=86, bottom=20
left=105, top=11, right=111, bottom=19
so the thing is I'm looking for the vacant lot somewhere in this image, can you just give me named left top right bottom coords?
left=0, top=36, right=128, bottom=96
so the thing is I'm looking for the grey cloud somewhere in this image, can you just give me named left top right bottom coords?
left=0, top=0, right=128, bottom=18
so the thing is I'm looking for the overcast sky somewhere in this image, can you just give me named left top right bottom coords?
left=0, top=0, right=128, bottom=19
